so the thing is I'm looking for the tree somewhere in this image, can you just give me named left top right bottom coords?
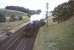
left=5, top=6, right=28, bottom=13
left=52, top=2, right=73, bottom=23
left=68, top=1, right=74, bottom=15
left=5, top=6, right=38, bottom=17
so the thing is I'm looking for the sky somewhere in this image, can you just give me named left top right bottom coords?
left=0, top=0, right=69, bottom=11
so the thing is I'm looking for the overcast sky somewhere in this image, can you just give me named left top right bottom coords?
left=0, top=0, right=69, bottom=11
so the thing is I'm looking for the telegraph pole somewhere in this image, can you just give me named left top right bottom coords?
left=46, top=2, right=49, bottom=27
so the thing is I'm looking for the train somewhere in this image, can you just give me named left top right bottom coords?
left=23, top=19, right=46, bottom=37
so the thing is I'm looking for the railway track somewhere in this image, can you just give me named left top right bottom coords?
left=0, top=21, right=40, bottom=50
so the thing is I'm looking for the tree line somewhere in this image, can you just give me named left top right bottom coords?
left=5, top=6, right=41, bottom=17
left=0, top=6, right=41, bottom=22
left=52, top=1, right=74, bottom=23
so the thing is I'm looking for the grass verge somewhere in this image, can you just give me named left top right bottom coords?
left=33, top=17, right=74, bottom=50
